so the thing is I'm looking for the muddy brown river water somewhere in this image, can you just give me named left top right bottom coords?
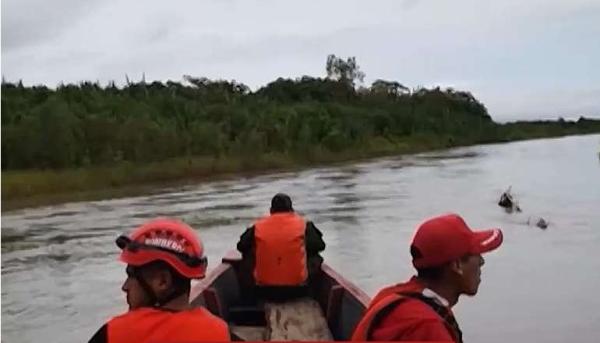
left=2, top=134, right=600, bottom=343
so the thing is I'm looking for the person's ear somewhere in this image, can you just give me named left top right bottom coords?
left=146, top=269, right=172, bottom=292
left=156, top=269, right=173, bottom=291
left=450, top=259, right=464, bottom=276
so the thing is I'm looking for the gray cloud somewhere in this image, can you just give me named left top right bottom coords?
left=1, top=0, right=599, bottom=119
left=1, top=0, right=102, bottom=51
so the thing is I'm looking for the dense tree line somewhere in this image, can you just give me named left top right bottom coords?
left=2, top=55, right=598, bottom=170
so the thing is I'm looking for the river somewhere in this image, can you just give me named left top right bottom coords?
left=2, top=134, right=600, bottom=343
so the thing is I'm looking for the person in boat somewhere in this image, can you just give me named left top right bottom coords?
left=236, top=193, right=326, bottom=301
left=88, top=218, right=229, bottom=343
left=352, top=213, right=503, bottom=342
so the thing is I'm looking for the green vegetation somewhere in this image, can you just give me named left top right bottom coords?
left=2, top=55, right=599, bottom=209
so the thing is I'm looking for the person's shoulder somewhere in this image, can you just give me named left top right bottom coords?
left=305, top=220, right=321, bottom=231
left=192, top=306, right=224, bottom=320
left=105, top=308, right=230, bottom=341
left=245, top=225, right=256, bottom=235
left=111, top=307, right=153, bottom=321
left=104, top=308, right=160, bottom=336
left=110, top=308, right=157, bottom=321
left=189, top=307, right=230, bottom=339
left=114, top=308, right=227, bottom=330
left=371, top=279, right=422, bottom=304
left=254, top=214, right=272, bottom=225
left=191, top=307, right=228, bottom=329
left=373, top=284, right=404, bottom=299
left=373, top=312, right=452, bottom=341
left=373, top=301, right=451, bottom=341
left=389, top=297, right=442, bottom=320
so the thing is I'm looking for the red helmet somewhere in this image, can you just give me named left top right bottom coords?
left=116, top=218, right=207, bottom=279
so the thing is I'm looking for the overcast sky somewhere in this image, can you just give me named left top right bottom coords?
left=2, top=0, right=599, bottom=120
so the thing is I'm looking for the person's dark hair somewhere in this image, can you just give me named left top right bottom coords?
left=412, top=245, right=474, bottom=281
left=416, top=266, right=447, bottom=280
left=411, top=244, right=446, bottom=281
left=141, top=260, right=191, bottom=295
left=270, top=193, right=293, bottom=213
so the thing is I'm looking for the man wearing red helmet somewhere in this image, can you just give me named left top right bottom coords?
left=352, top=213, right=503, bottom=342
left=88, top=218, right=229, bottom=343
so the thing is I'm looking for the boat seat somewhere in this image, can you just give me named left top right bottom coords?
left=265, top=298, right=333, bottom=341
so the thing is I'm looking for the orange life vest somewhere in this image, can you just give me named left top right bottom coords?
left=351, top=283, right=461, bottom=342
left=351, top=293, right=407, bottom=341
left=107, top=307, right=229, bottom=343
left=253, top=212, right=308, bottom=286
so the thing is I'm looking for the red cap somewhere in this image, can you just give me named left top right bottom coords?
left=411, top=213, right=503, bottom=268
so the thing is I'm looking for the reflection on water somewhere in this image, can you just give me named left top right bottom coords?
left=2, top=135, right=600, bottom=343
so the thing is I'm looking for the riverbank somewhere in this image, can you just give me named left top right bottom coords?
left=4, top=66, right=600, bottom=211
left=1, top=136, right=429, bottom=211
left=3, top=131, right=598, bottom=212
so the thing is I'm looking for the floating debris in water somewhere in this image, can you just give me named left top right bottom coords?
left=498, top=186, right=522, bottom=213
left=527, top=216, right=549, bottom=230
left=536, top=218, right=549, bottom=229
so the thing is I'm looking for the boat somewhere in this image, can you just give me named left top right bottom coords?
left=190, top=250, right=370, bottom=341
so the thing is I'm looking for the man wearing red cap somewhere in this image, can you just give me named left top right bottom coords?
left=88, top=218, right=229, bottom=343
left=352, top=213, right=503, bottom=342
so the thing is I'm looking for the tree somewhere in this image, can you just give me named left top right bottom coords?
left=3, top=54, right=591, bottom=174
left=370, top=79, right=409, bottom=97
left=183, top=75, right=250, bottom=103
left=325, top=54, right=365, bottom=87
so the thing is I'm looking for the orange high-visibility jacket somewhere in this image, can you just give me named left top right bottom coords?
left=254, top=212, right=308, bottom=286
left=351, top=280, right=459, bottom=342
left=107, top=307, right=229, bottom=343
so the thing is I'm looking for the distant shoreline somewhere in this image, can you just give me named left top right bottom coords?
left=3, top=64, right=600, bottom=211
left=3, top=132, right=598, bottom=212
